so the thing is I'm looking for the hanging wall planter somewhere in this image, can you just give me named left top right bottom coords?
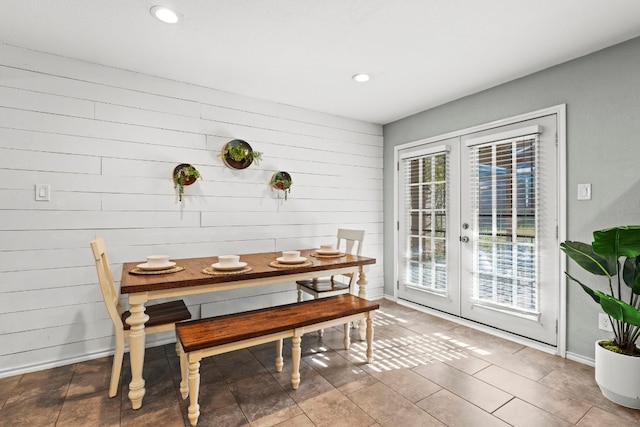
left=173, top=163, right=201, bottom=201
left=219, top=139, right=262, bottom=170
left=271, top=171, right=292, bottom=200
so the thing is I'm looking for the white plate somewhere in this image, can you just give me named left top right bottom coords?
left=276, top=256, right=307, bottom=264
left=316, top=249, right=341, bottom=255
left=136, top=261, right=176, bottom=271
left=212, top=261, right=247, bottom=271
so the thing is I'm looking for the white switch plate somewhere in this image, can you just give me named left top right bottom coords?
left=35, top=184, right=50, bottom=201
left=577, top=183, right=591, bottom=200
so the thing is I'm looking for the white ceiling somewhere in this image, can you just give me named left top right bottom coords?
left=2, top=1, right=640, bottom=125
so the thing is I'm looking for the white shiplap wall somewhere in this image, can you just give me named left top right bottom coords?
left=0, top=44, right=383, bottom=378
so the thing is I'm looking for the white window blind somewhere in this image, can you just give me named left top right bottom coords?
left=469, top=134, right=539, bottom=313
left=402, top=148, right=449, bottom=293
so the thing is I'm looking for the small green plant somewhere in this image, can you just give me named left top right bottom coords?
left=271, top=171, right=292, bottom=200
left=219, top=141, right=262, bottom=167
left=173, top=164, right=201, bottom=201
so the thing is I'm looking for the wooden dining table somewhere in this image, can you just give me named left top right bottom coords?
left=120, top=248, right=376, bottom=409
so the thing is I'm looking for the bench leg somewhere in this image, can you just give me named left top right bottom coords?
left=291, top=331, right=302, bottom=390
left=276, top=339, right=284, bottom=372
left=343, top=323, right=350, bottom=350
left=176, top=341, right=189, bottom=399
left=187, top=359, right=201, bottom=426
left=366, top=312, right=375, bottom=363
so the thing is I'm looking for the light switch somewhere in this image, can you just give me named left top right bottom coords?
left=35, top=184, right=50, bottom=201
left=577, top=183, right=591, bottom=200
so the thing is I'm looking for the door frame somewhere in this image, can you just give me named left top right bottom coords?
left=392, top=104, right=567, bottom=356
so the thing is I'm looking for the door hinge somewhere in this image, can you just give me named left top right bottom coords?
left=397, top=280, right=400, bottom=290
left=556, top=225, right=558, bottom=239
left=397, top=162, right=399, bottom=171
left=556, top=319, right=558, bottom=333
left=397, top=221, right=399, bottom=231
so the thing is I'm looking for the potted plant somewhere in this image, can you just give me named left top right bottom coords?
left=271, top=171, right=292, bottom=200
left=173, top=164, right=201, bottom=201
left=561, top=225, right=640, bottom=408
left=219, top=139, right=262, bottom=169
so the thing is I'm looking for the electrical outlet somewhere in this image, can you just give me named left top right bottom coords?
left=599, top=313, right=613, bottom=332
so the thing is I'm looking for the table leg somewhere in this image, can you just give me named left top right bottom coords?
left=366, top=312, right=375, bottom=363
left=126, top=295, right=149, bottom=409
left=275, top=339, right=284, bottom=372
left=291, top=330, right=302, bottom=390
left=187, top=359, right=201, bottom=426
left=357, top=268, right=368, bottom=340
left=177, top=341, right=189, bottom=399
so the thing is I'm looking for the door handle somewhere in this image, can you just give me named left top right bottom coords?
left=460, top=236, right=470, bottom=243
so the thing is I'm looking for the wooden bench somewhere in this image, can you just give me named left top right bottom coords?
left=175, top=295, right=379, bottom=426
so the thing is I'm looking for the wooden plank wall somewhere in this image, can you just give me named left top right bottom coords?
left=0, top=44, right=383, bottom=377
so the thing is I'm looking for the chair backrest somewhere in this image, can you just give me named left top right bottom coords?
left=335, top=229, right=365, bottom=286
left=90, top=238, right=124, bottom=330
left=336, top=228, right=365, bottom=256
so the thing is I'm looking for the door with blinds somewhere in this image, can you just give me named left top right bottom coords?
left=398, top=113, right=559, bottom=346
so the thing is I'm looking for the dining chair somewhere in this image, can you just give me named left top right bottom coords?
left=296, top=228, right=365, bottom=336
left=90, top=237, right=192, bottom=398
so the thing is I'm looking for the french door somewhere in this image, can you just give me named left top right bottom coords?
left=397, top=113, right=560, bottom=346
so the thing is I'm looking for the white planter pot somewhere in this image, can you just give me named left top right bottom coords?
left=595, top=340, right=640, bottom=409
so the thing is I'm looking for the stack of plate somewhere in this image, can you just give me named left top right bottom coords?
left=276, top=256, right=307, bottom=264
left=211, top=261, right=247, bottom=271
left=136, top=261, right=176, bottom=271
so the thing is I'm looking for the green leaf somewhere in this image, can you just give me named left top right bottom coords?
left=560, top=241, right=616, bottom=277
left=593, top=226, right=640, bottom=258
left=595, top=291, right=640, bottom=327
left=623, top=256, right=640, bottom=294
left=564, top=272, right=601, bottom=304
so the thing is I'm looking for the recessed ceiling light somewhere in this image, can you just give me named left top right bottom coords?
left=150, top=6, right=180, bottom=24
left=352, top=73, right=371, bottom=83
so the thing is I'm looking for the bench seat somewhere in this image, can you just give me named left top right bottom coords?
left=176, top=294, right=379, bottom=426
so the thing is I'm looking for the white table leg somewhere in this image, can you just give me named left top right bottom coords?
left=366, top=312, right=375, bottom=363
left=275, top=339, right=284, bottom=372
left=177, top=340, right=189, bottom=399
left=187, top=358, right=201, bottom=426
left=357, top=268, right=368, bottom=341
left=343, top=323, right=350, bottom=349
left=125, top=295, right=149, bottom=409
left=291, top=330, right=302, bottom=390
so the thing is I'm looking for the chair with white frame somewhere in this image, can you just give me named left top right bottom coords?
left=296, top=228, right=365, bottom=337
left=90, top=237, right=192, bottom=398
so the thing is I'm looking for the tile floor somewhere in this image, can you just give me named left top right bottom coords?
left=2, top=299, right=640, bottom=426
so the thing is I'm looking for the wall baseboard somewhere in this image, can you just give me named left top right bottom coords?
left=0, top=337, right=177, bottom=380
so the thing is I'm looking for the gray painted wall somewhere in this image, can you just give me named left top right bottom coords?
left=383, top=36, right=640, bottom=359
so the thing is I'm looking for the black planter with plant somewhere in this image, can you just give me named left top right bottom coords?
left=219, top=139, right=262, bottom=170
left=173, top=163, right=201, bottom=201
left=271, top=171, right=292, bottom=200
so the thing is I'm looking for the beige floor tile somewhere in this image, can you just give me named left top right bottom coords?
left=348, top=382, right=445, bottom=427
left=298, top=389, right=375, bottom=427
left=477, top=349, right=555, bottom=381
left=441, top=351, right=491, bottom=375
left=365, top=366, right=441, bottom=403
left=475, top=364, right=591, bottom=424
left=56, top=388, right=121, bottom=427
left=539, top=366, right=640, bottom=423
left=417, top=389, right=511, bottom=426
left=577, top=406, right=640, bottom=427
left=493, top=398, right=574, bottom=427
left=413, top=361, right=513, bottom=412
left=227, top=372, right=301, bottom=424
left=273, top=413, right=316, bottom=426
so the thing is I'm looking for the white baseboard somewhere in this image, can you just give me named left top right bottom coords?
left=0, top=336, right=177, bottom=379
left=566, top=351, right=595, bottom=367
